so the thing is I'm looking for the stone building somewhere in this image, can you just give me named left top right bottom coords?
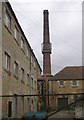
left=49, top=66, right=84, bottom=110
left=0, top=1, right=42, bottom=118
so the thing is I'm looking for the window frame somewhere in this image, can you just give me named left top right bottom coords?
left=27, top=73, right=30, bottom=86
left=21, top=37, right=24, bottom=50
left=14, top=26, right=19, bottom=40
left=71, top=80, right=78, bottom=87
left=4, top=52, right=10, bottom=71
left=14, top=61, right=18, bottom=78
left=27, top=48, right=29, bottom=58
left=34, top=60, right=36, bottom=68
left=31, top=77, right=33, bottom=88
left=58, top=80, right=65, bottom=87
left=5, top=11, right=11, bottom=30
left=7, top=101, right=12, bottom=117
left=21, top=68, right=24, bottom=83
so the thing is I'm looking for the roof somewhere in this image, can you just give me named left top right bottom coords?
left=50, top=66, right=84, bottom=80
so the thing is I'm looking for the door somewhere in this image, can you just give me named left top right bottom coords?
left=58, top=98, right=68, bottom=110
left=8, top=101, right=12, bottom=117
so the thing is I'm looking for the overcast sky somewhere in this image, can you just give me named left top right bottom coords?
left=8, top=0, right=83, bottom=75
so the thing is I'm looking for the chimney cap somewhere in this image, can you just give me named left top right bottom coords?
left=43, top=10, right=49, bottom=14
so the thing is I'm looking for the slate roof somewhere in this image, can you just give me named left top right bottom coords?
left=51, top=66, right=84, bottom=80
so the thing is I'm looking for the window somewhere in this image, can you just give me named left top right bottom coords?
left=5, top=12, right=11, bottom=30
left=27, top=48, right=29, bottom=57
left=31, top=77, right=33, bottom=88
left=73, top=95, right=78, bottom=101
left=21, top=68, right=24, bottom=82
left=8, top=101, right=12, bottom=117
left=27, top=98, right=30, bottom=111
left=27, top=74, right=30, bottom=85
left=31, top=55, right=33, bottom=63
left=14, top=61, right=18, bottom=78
left=21, top=38, right=24, bottom=50
left=35, top=81, right=36, bottom=90
left=21, top=96, right=24, bottom=112
left=14, top=26, right=19, bottom=40
left=58, top=80, right=65, bottom=87
left=34, top=61, right=36, bottom=68
left=4, top=52, right=10, bottom=71
left=72, top=80, right=78, bottom=87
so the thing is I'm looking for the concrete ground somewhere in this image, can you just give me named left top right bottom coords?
left=48, top=110, right=75, bottom=119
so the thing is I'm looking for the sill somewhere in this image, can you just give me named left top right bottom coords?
left=5, top=25, right=12, bottom=35
left=72, top=85, right=78, bottom=88
left=3, top=67, right=11, bottom=76
left=59, top=86, right=65, bottom=88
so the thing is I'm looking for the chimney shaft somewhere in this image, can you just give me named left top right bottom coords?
left=42, top=10, right=52, bottom=76
left=43, top=10, right=50, bottom=43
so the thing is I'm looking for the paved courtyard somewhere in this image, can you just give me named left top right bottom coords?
left=48, top=110, right=74, bottom=120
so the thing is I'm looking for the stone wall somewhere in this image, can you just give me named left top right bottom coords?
left=0, top=1, right=2, bottom=119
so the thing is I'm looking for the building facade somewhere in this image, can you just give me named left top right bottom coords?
left=49, top=66, right=84, bottom=110
left=0, top=1, right=42, bottom=118
left=0, top=1, right=2, bottom=119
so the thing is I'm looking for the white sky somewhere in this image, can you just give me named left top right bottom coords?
left=8, top=0, right=83, bottom=75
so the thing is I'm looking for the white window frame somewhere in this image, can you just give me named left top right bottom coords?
left=21, top=68, right=24, bottom=82
left=27, top=48, right=29, bottom=57
left=34, top=61, right=36, bottom=68
left=14, top=26, right=18, bottom=40
left=5, top=12, right=11, bottom=29
left=58, top=80, right=65, bottom=87
left=71, top=80, right=78, bottom=87
left=21, top=38, right=24, bottom=50
left=4, top=52, right=10, bottom=71
left=31, top=55, right=33, bottom=63
left=14, top=61, right=18, bottom=78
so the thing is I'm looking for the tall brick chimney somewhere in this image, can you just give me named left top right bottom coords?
left=42, top=10, right=52, bottom=76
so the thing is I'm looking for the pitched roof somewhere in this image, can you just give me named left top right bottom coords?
left=51, top=66, right=84, bottom=80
